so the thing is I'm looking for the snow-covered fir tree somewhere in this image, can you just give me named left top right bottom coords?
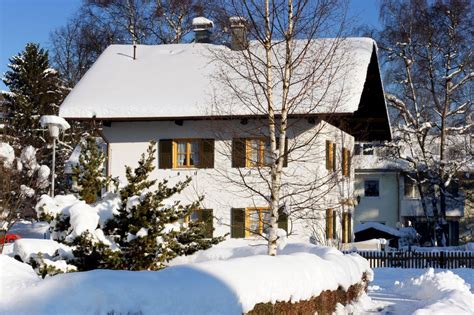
left=72, top=135, right=116, bottom=204
left=1, top=43, right=67, bottom=151
left=68, top=142, right=224, bottom=270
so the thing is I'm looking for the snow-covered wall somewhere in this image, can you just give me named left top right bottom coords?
left=101, top=118, right=355, bottom=242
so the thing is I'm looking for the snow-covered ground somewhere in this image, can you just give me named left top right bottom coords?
left=1, top=238, right=473, bottom=314
left=363, top=268, right=474, bottom=314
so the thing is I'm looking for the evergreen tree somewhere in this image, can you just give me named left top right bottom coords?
left=2, top=43, right=66, bottom=151
left=70, top=142, right=224, bottom=271
left=72, top=136, right=116, bottom=204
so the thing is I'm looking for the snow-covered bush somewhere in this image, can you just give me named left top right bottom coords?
left=13, top=239, right=76, bottom=278
left=0, top=142, right=50, bottom=253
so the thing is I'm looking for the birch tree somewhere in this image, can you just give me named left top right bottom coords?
left=212, top=0, right=352, bottom=255
left=378, top=0, right=473, bottom=245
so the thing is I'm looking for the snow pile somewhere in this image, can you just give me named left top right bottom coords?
left=0, top=242, right=371, bottom=315
left=35, top=193, right=120, bottom=243
left=0, top=255, right=40, bottom=304
left=13, top=239, right=73, bottom=262
left=394, top=268, right=474, bottom=314
left=0, top=142, right=15, bottom=166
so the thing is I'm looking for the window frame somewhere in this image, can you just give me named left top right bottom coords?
left=364, top=179, right=380, bottom=197
left=172, top=139, right=201, bottom=169
left=245, top=207, right=271, bottom=237
left=245, top=138, right=270, bottom=167
left=404, top=175, right=420, bottom=199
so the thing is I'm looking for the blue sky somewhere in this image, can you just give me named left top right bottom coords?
left=0, top=0, right=381, bottom=91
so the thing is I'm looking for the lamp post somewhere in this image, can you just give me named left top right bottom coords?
left=40, top=115, right=70, bottom=197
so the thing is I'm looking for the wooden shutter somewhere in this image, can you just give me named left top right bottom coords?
left=342, top=212, right=351, bottom=243
left=278, top=207, right=288, bottom=232
left=332, top=212, right=337, bottom=239
left=347, top=149, right=351, bottom=177
left=200, top=139, right=215, bottom=168
left=201, top=209, right=213, bottom=238
left=326, top=140, right=331, bottom=170
left=159, top=139, right=173, bottom=169
left=231, top=208, right=245, bottom=238
left=326, top=208, right=333, bottom=239
left=232, top=138, right=246, bottom=168
left=332, top=143, right=337, bottom=172
left=342, top=147, right=349, bottom=176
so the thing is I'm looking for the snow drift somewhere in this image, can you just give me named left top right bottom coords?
left=394, top=268, right=474, bottom=314
left=0, top=241, right=370, bottom=315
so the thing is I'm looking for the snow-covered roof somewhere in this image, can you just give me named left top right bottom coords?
left=59, top=38, right=377, bottom=119
left=354, top=222, right=402, bottom=237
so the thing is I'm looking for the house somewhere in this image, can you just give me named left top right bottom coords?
left=353, top=141, right=468, bottom=245
left=59, top=18, right=391, bottom=243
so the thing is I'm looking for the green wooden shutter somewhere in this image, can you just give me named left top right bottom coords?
left=278, top=208, right=288, bottom=232
left=232, top=138, right=246, bottom=168
left=159, top=139, right=173, bottom=169
left=231, top=208, right=245, bottom=238
left=200, top=139, right=215, bottom=168
left=201, top=209, right=213, bottom=238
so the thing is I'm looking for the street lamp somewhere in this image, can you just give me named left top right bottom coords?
left=40, top=115, right=70, bottom=197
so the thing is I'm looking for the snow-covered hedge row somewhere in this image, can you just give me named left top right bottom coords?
left=0, top=241, right=371, bottom=315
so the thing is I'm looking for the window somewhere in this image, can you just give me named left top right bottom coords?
left=326, top=208, right=337, bottom=240
left=246, top=207, right=271, bottom=237
left=364, top=180, right=379, bottom=197
left=342, top=147, right=351, bottom=177
left=246, top=138, right=271, bottom=167
left=159, top=139, right=214, bottom=169
left=232, top=137, right=288, bottom=168
left=354, top=143, right=362, bottom=155
left=186, top=209, right=213, bottom=238
left=230, top=207, right=288, bottom=238
left=404, top=175, right=420, bottom=199
left=174, top=139, right=200, bottom=167
left=326, top=140, right=336, bottom=171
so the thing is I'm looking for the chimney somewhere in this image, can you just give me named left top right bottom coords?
left=192, top=17, right=214, bottom=43
left=229, top=16, right=248, bottom=51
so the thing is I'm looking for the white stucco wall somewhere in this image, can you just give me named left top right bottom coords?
left=101, top=118, right=355, bottom=242
left=354, top=171, right=400, bottom=227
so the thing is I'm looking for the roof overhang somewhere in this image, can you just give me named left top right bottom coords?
left=325, top=45, right=392, bottom=141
